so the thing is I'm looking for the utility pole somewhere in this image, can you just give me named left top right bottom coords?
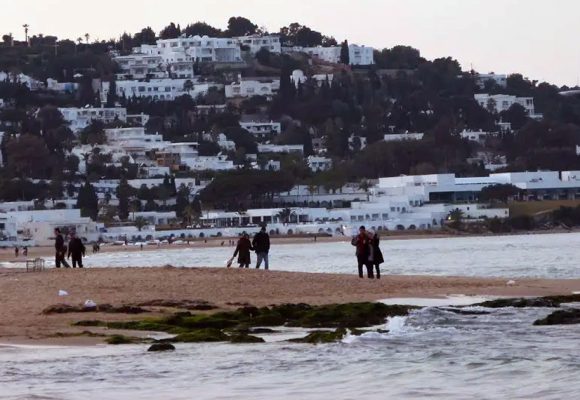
left=22, top=24, right=29, bottom=46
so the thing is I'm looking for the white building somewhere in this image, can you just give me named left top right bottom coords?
left=258, top=144, right=304, bottom=154
left=225, top=77, right=280, bottom=98
left=290, top=70, right=334, bottom=88
left=59, top=107, right=127, bottom=133
left=46, top=78, right=78, bottom=93
left=297, top=44, right=374, bottom=66
left=138, top=35, right=242, bottom=64
left=240, top=120, right=282, bottom=139
left=308, top=156, right=333, bottom=172
left=237, top=35, right=281, bottom=54
left=102, top=79, right=217, bottom=102
left=474, top=94, right=543, bottom=119
left=459, top=130, right=498, bottom=143
left=8, top=209, right=103, bottom=246
left=0, top=72, right=44, bottom=91
left=113, top=54, right=165, bottom=80
left=384, top=133, right=424, bottom=142
left=475, top=73, right=508, bottom=89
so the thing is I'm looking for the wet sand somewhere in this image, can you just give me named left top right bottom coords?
left=1, top=267, right=580, bottom=345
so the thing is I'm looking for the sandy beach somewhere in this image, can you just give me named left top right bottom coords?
left=1, top=267, right=580, bottom=345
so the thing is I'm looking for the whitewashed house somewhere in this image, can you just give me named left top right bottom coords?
left=308, top=156, right=333, bottom=172
left=240, top=120, right=282, bottom=139
left=237, top=35, right=281, bottom=54
left=59, top=107, right=127, bottom=133
left=225, top=77, right=280, bottom=98
left=296, top=44, right=374, bottom=65
left=474, top=94, right=543, bottom=119
left=384, top=133, right=424, bottom=142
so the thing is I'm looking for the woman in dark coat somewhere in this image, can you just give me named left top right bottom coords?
left=369, top=232, right=384, bottom=279
left=233, top=233, right=253, bottom=268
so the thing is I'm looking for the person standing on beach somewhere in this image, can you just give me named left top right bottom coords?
left=67, top=232, right=86, bottom=268
left=252, top=227, right=271, bottom=270
left=369, top=231, right=384, bottom=279
left=351, top=226, right=373, bottom=278
left=54, top=228, right=70, bottom=268
left=14, top=246, right=19, bottom=258
left=233, top=232, right=253, bottom=268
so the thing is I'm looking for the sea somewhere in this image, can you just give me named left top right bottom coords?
left=2, top=232, right=580, bottom=399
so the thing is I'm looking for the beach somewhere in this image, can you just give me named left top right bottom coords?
left=1, top=266, right=580, bottom=345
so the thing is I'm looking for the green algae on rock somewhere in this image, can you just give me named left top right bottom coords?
left=290, top=328, right=347, bottom=344
left=76, top=302, right=415, bottom=345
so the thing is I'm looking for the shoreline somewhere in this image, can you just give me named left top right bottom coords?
left=2, top=228, right=578, bottom=264
left=2, top=267, right=580, bottom=346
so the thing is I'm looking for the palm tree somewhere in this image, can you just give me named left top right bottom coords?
left=447, top=208, right=465, bottom=230
left=182, top=204, right=200, bottom=227
left=22, top=24, right=29, bottom=46
left=84, top=33, right=90, bottom=44
left=134, top=217, right=148, bottom=232
left=276, top=208, right=296, bottom=224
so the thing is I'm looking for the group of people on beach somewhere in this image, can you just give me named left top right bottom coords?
left=228, top=224, right=384, bottom=279
left=53, top=228, right=86, bottom=269
left=50, top=224, right=383, bottom=278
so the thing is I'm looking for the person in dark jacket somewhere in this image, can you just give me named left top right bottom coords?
left=351, top=226, right=373, bottom=278
left=67, top=232, right=86, bottom=269
left=252, top=227, right=271, bottom=270
left=54, top=228, right=70, bottom=268
left=233, top=232, right=253, bottom=268
left=369, top=232, right=384, bottom=279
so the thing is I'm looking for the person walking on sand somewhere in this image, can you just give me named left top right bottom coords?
left=351, top=226, right=373, bottom=278
left=54, top=228, right=70, bottom=268
left=233, top=232, right=253, bottom=268
left=14, top=246, right=19, bottom=258
left=369, top=231, right=384, bottom=279
left=252, top=227, right=271, bottom=270
left=67, top=232, right=86, bottom=269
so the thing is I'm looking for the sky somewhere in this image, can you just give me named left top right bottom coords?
left=2, top=0, right=580, bottom=86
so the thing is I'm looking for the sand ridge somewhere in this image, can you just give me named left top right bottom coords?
left=1, top=267, right=580, bottom=344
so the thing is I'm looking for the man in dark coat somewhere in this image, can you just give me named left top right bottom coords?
left=351, top=226, right=373, bottom=278
left=67, top=232, right=86, bottom=269
left=252, top=227, right=271, bottom=270
left=54, top=228, right=70, bottom=268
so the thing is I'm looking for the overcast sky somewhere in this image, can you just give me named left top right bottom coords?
left=3, top=0, right=579, bottom=86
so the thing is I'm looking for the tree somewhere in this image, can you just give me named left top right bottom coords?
left=480, top=184, right=521, bottom=204
left=116, top=178, right=133, bottom=220
left=447, top=208, right=465, bottom=230
left=280, top=23, right=323, bottom=47
left=226, top=17, right=258, bottom=37
left=500, top=103, right=529, bottom=130
left=184, top=22, right=222, bottom=37
left=133, top=27, right=156, bottom=46
left=76, top=181, right=99, bottom=220
left=358, top=179, right=373, bottom=201
left=340, top=40, right=350, bottom=65
left=80, top=121, right=107, bottom=145
left=106, top=78, right=117, bottom=107
left=5, top=134, right=52, bottom=178
left=276, top=207, right=296, bottom=224
left=134, top=216, right=148, bottom=231
left=160, top=22, right=181, bottom=39
left=374, top=46, right=425, bottom=69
